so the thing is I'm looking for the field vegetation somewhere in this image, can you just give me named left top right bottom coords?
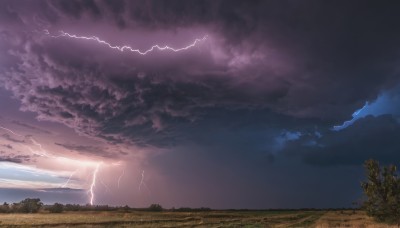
left=0, top=209, right=397, bottom=227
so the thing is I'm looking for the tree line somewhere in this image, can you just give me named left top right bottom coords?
left=0, top=199, right=174, bottom=213
left=0, top=199, right=145, bottom=213
left=0, top=199, right=216, bottom=214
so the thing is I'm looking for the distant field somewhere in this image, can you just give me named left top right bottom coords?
left=0, top=210, right=396, bottom=227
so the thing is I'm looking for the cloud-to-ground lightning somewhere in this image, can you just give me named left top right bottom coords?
left=26, top=138, right=108, bottom=205
left=44, top=30, right=208, bottom=55
left=89, top=163, right=101, bottom=205
left=1, top=123, right=110, bottom=204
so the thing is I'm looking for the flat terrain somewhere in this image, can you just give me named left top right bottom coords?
left=0, top=210, right=396, bottom=227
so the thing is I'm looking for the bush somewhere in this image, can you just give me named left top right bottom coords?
left=49, top=203, right=64, bottom=213
left=361, top=159, right=400, bottom=224
left=148, top=204, right=163, bottom=212
left=122, top=205, right=130, bottom=212
left=0, top=202, right=9, bottom=213
left=64, top=204, right=81, bottom=211
left=17, top=198, right=43, bottom=213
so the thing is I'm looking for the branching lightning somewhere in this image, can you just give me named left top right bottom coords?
left=44, top=30, right=208, bottom=55
left=0, top=123, right=107, bottom=205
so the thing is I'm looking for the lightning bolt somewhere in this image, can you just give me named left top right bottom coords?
left=61, top=169, right=78, bottom=188
left=100, top=179, right=112, bottom=194
left=117, top=167, right=125, bottom=189
left=139, top=170, right=145, bottom=191
left=89, top=163, right=101, bottom=205
left=1, top=123, right=109, bottom=205
left=28, top=138, right=107, bottom=205
left=30, top=138, right=44, bottom=150
left=0, top=125, right=23, bottom=137
left=138, top=170, right=151, bottom=200
left=29, top=138, right=49, bottom=157
left=44, top=30, right=208, bottom=55
left=0, top=124, right=44, bottom=157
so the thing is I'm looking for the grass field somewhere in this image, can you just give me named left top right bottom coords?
left=0, top=210, right=396, bottom=227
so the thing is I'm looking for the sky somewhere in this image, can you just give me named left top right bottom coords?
left=0, top=0, right=400, bottom=209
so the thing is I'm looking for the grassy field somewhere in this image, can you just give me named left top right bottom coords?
left=0, top=210, right=396, bottom=227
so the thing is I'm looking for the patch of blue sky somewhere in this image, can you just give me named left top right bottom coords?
left=0, top=162, right=67, bottom=188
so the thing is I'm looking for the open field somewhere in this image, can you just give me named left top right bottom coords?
left=0, top=210, right=397, bottom=227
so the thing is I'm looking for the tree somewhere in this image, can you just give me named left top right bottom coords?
left=18, top=198, right=43, bottom=213
left=49, top=203, right=64, bottom=213
left=361, top=159, right=400, bottom=224
left=122, top=205, right=130, bottom=212
left=0, top=202, right=9, bottom=213
left=148, top=204, right=163, bottom=212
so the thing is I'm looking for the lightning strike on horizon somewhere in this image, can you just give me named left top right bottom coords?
left=27, top=138, right=108, bottom=204
left=89, top=163, right=101, bottom=205
left=44, top=30, right=208, bottom=55
left=1, top=123, right=111, bottom=204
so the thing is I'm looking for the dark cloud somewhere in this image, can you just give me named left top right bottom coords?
left=0, top=153, right=31, bottom=163
left=12, top=120, right=52, bottom=135
left=1, top=134, right=25, bottom=143
left=284, top=115, right=400, bottom=166
left=2, top=144, right=13, bottom=149
left=49, top=0, right=101, bottom=20
left=55, top=142, right=118, bottom=158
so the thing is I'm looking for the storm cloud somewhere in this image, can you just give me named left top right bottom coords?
left=2, top=0, right=400, bottom=150
left=1, top=0, right=400, bottom=208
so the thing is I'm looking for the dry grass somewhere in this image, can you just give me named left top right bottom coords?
left=315, top=211, right=398, bottom=228
left=0, top=210, right=396, bottom=227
